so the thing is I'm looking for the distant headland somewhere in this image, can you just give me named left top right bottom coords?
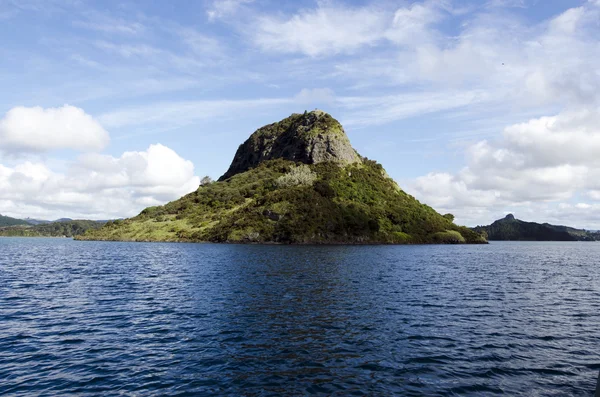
left=0, top=215, right=105, bottom=238
left=473, top=214, right=600, bottom=241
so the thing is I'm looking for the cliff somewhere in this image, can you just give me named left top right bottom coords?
left=220, top=110, right=360, bottom=180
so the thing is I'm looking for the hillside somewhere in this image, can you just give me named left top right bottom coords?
left=0, top=220, right=104, bottom=238
left=0, top=214, right=28, bottom=227
left=78, top=111, right=487, bottom=244
left=473, top=214, right=600, bottom=241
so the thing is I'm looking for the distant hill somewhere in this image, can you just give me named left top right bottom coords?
left=22, top=217, right=74, bottom=225
left=22, top=218, right=52, bottom=225
left=78, top=110, right=487, bottom=244
left=0, top=220, right=104, bottom=238
left=0, top=214, right=29, bottom=227
left=473, top=214, right=600, bottom=241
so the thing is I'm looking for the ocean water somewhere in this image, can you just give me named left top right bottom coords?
left=0, top=238, right=598, bottom=396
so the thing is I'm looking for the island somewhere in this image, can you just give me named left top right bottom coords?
left=78, top=110, right=487, bottom=244
left=473, top=214, right=600, bottom=241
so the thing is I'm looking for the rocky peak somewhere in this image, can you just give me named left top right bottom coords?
left=219, top=110, right=361, bottom=181
left=504, top=214, right=516, bottom=221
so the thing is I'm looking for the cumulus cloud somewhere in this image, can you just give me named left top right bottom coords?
left=409, top=107, right=600, bottom=227
left=0, top=105, right=109, bottom=153
left=253, top=2, right=390, bottom=57
left=0, top=144, right=200, bottom=220
left=249, top=1, right=460, bottom=57
left=238, top=0, right=600, bottom=131
left=386, top=2, right=441, bottom=46
left=324, top=1, right=599, bottom=108
left=386, top=1, right=600, bottom=109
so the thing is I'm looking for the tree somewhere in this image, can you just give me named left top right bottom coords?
left=200, top=176, right=213, bottom=186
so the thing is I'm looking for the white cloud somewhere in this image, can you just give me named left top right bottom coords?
left=98, top=97, right=293, bottom=129
left=318, top=0, right=600, bottom=112
left=207, top=0, right=254, bottom=21
left=75, top=144, right=198, bottom=199
left=409, top=107, right=600, bottom=227
left=225, top=0, right=600, bottom=137
left=94, top=41, right=162, bottom=58
left=338, top=90, right=490, bottom=127
left=253, top=2, right=389, bottom=57
left=4, top=0, right=600, bottom=228
left=549, top=6, right=586, bottom=35
left=250, top=2, right=446, bottom=57
left=73, top=12, right=145, bottom=35
left=95, top=88, right=492, bottom=134
left=485, top=0, right=526, bottom=8
left=0, top=144, right=200, bottom=220
left=0, top=105, right=109, bottom=153
left=386, top=2, right=441, bottom=46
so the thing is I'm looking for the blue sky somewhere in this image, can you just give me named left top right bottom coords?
left=1, top=0, right=599, bottom=228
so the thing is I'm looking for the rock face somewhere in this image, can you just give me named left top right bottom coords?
left=219, top=110, right=361, bottom=181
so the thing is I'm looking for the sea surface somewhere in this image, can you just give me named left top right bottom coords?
left=0, top=238, right=599, bottom=396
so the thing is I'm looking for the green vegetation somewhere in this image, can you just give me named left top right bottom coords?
left=254, top=111, right=346, bottom=141
left=473, top=214, right=600, bottom=241
left=0, top=214, right=28, bottom=227
left=276, top=164, right=317, bottom=187
left=0, top=220, right=104, bottom=238
left=432, top=230, right=466, bottom=244
left=78, top=111, right=487, bottom=245
left=79, top=158, right=487, bottom=244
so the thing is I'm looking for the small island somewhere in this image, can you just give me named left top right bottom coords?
left=473, top=214, right=600, bottom=241
left=78, top=111, right=487, bottom=244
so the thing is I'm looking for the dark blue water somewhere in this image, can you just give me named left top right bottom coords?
left=0, top=239, right=599, bottom=396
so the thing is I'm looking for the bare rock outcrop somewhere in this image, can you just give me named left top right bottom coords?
left=219, top=110, right=361, bottom=181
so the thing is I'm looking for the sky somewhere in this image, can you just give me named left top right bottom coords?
left=0, top=0, right=599, bottom=228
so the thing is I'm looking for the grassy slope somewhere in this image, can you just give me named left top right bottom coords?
left=0, top=220, right=103, bottom=237
left=79, top=159, right=486, bottom=244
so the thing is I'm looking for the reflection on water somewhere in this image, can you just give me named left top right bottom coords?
left=0, top=239, right=599, bottom=396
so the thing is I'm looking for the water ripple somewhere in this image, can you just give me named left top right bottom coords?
left=0, top=239, right=599, bottom=395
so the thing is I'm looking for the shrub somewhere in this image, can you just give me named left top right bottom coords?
left=443, top=213, right=455, bottom=222
left=432, top=230, right=465, bottom=244
left=393, top=231, right=412, bottom=243
left=276, top=164, right=317, bottom=188
left=314, top=180, right=335, bottom=198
